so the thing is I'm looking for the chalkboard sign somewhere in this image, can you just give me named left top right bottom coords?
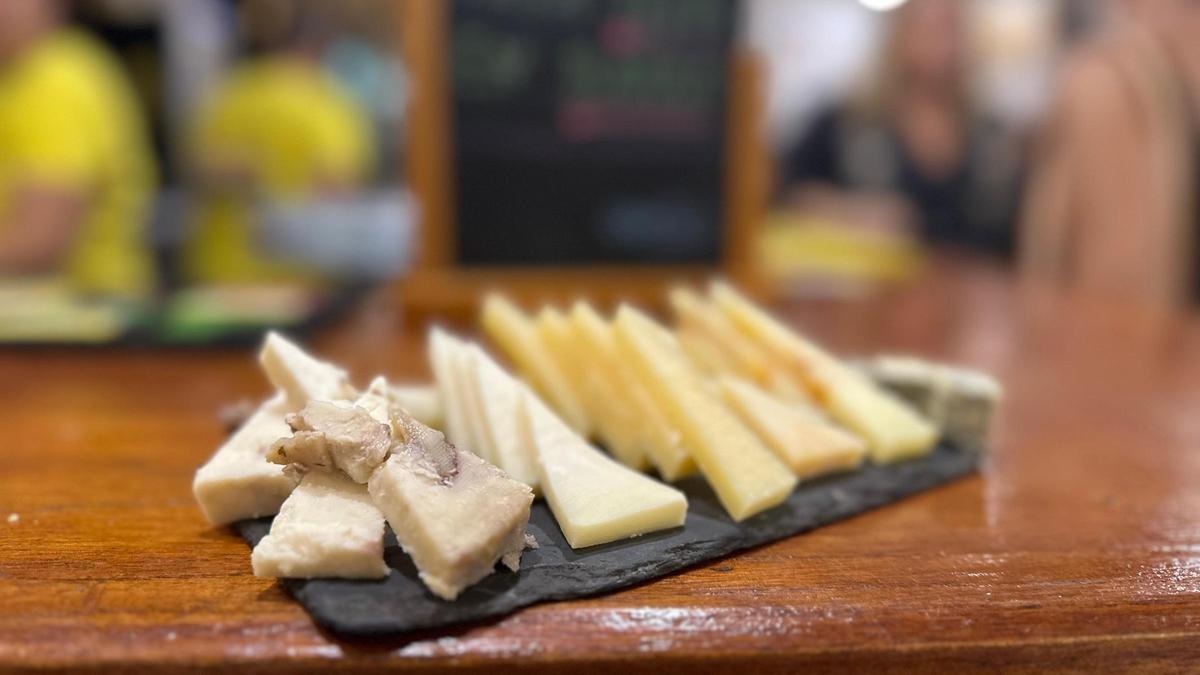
left=449, top=0, right=737, bottom=266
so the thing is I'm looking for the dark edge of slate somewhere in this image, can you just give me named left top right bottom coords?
left=235, top=442, right=978, bottom=638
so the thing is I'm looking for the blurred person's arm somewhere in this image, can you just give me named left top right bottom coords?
left=1020, top=47, right=1183, bottom=305
left=0, top=184, right=85, bottom=273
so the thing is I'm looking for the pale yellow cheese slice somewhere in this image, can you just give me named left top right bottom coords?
left=569, top=302, right=694, bottom=480
left=710, top=282, right=937, bottom=462
left=518, top=391, right=687, bottom=548
left=259, top=331, right=354, bottom=408
left=251, top=471, right=388, bottom=579
left=669, top=287, right=773, bottom=384
left=719, top=376, right=866, bottom=480
left=536, top=307, right=646, bottom=470
left=193, top=394, right=300, bottom=526
left=465, top=343, right=540, bottom=489
left=481, top=295, right=590, bottom=435
left=613, top=306, right=797, bottom=521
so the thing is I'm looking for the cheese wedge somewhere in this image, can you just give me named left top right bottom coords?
left=466, top=344, right=540, bottom=489
left=719, top=376, right=866, bottom=479
left=428, top=328, right=473, bottom=454
left=710, top=282, right=937, bottom=462
left=193, top=394, right=300, bottom=526
left=259, top=331, right=354, bottom=408
left=613, top=306, right=797, bottom=521
left=388, top=384, right=442, bottom=428
left=251, top=471, right=388, bottom=579
left=481, top=295, right=590, bottom=435
left=519, top=391, right=687, bottom=548
left=536, top=307, right=646, bottom=469
left=368, top=410, right=534, bottom=600
left=669, top=287, right=772, bottom=384
left=569, top=302, right=694, bottom=480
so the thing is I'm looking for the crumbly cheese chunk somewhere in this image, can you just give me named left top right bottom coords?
left=193, top=394, right=300, bottom=526
left=481, top=295, right=590, bottom=435
left=614, top=306, right=796, bottom=521
left=720, top=376, right=866, bottom=480
left=268, top=400, right=392, bottom=483
left=519, top=392, right=687, bottom=548
left=251, top=471, right=388, bottom=579
left=258, top=331, right=355, bottom=408
left=466, top=344, right=540, bottom=489
left=367, top=411, right=534, bottom=600
left=710, top=282, right=937, bottom=462
left=569, top=302, right=694, bottom=480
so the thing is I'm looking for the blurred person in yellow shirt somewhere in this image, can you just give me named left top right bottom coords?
left=181, top=0, right=373, bottom=285
left=0, top=0, right=156, bottom=300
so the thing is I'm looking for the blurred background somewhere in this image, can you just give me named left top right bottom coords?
left=0, top=0, right=1197, bottom=344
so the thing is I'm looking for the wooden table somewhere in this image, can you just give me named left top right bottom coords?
left=3, top=256, right=1200, bottom=673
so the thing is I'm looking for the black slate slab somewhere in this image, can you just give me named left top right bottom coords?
left=236, top=442, right=977, bottom=637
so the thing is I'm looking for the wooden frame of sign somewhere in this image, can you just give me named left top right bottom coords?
left=397, top=0, right=767, bottom=320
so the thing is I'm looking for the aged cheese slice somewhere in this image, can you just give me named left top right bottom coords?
left=536, top=307, right=646, bottom=469
left=519, top=391, right=687, bottom=548
left=670, top=287, right=772, bottom=384
left=388, top=384, right=441, bottom=429
left=368, top=410, right=534, bottom=600
left=569, top=302, right=693, bottom=479
left=481, top=295, right=590, bottom=435
left=193, top=394, right=299, bottom=526
left=710, top=282, right=937, bottom=462
left=465, top=344, right=540, bottom=489
left=719, top=376, right=866, bottom=479
left=613, top=306, right=796, bottom=521
left=251, top=471, right=388, bottom=579
left=259, top=331, right=354, bottom=408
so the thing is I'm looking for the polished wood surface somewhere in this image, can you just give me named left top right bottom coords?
left=3, top=256, right=1200, bottom=673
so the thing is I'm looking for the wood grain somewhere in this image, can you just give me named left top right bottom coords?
left=3, top=255, right=1200, bottom=673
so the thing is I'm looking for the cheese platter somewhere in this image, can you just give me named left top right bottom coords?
left=193, top=282, right=999, bottom=636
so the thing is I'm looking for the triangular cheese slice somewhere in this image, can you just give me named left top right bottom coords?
left=614, top=305, right=797, bottom=521
left=709, top=282, right=936, bottom=462
left=569, top=302, right=694, bottom=480
left=518, top=391, right=687, bottom=548
left=536, top=307, right=646, bottom=469
left=466, top=343, right=540, bottom=489
left=481, top=295, right=590, bottom=435
left=669, top=287, right=772, bottom=384
left=452, top=342, right=497, bottom=465
left=259, top=331, right=354, bottom=408
left=428, top=328, right=474, bottom=453
left=719, top=376, right=866, bottom=479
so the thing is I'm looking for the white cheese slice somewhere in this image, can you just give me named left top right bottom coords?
left=193, top=394, right=299, bottom=526
left=258, top=331, right=354, bottom=408
left=518, top=390, right=687, bottom=548
left=251, top=471, right=388, bottom=579
left=452, top=342, right=497, bottom=465
left=536, top=307, right=646, bottom=469
left=388, top=383, right=441, bottom=428
left=481, top=295, right=590, bottom=435
left=428, top=328, right=472, bottom=452
left=710, top=282, right=937, bottom=463
left=466, top=344, right=540, bottom=489
left=569, top=302, right=694, bottom=480
left=614, top=305, right=797, bottom=521
left=719, top=376, right=866, bottom=480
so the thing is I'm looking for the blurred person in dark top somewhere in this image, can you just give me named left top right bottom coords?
left=180, top=0, right=372, bottom=285
left=782, top=0, right=1023, bottom=258
left=0, top=0, right=156, bottom=299
left=1020, top=0, right=1200, bottom=308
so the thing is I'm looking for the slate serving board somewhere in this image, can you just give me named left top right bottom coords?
left=236, top=442, right=977, bottom=637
